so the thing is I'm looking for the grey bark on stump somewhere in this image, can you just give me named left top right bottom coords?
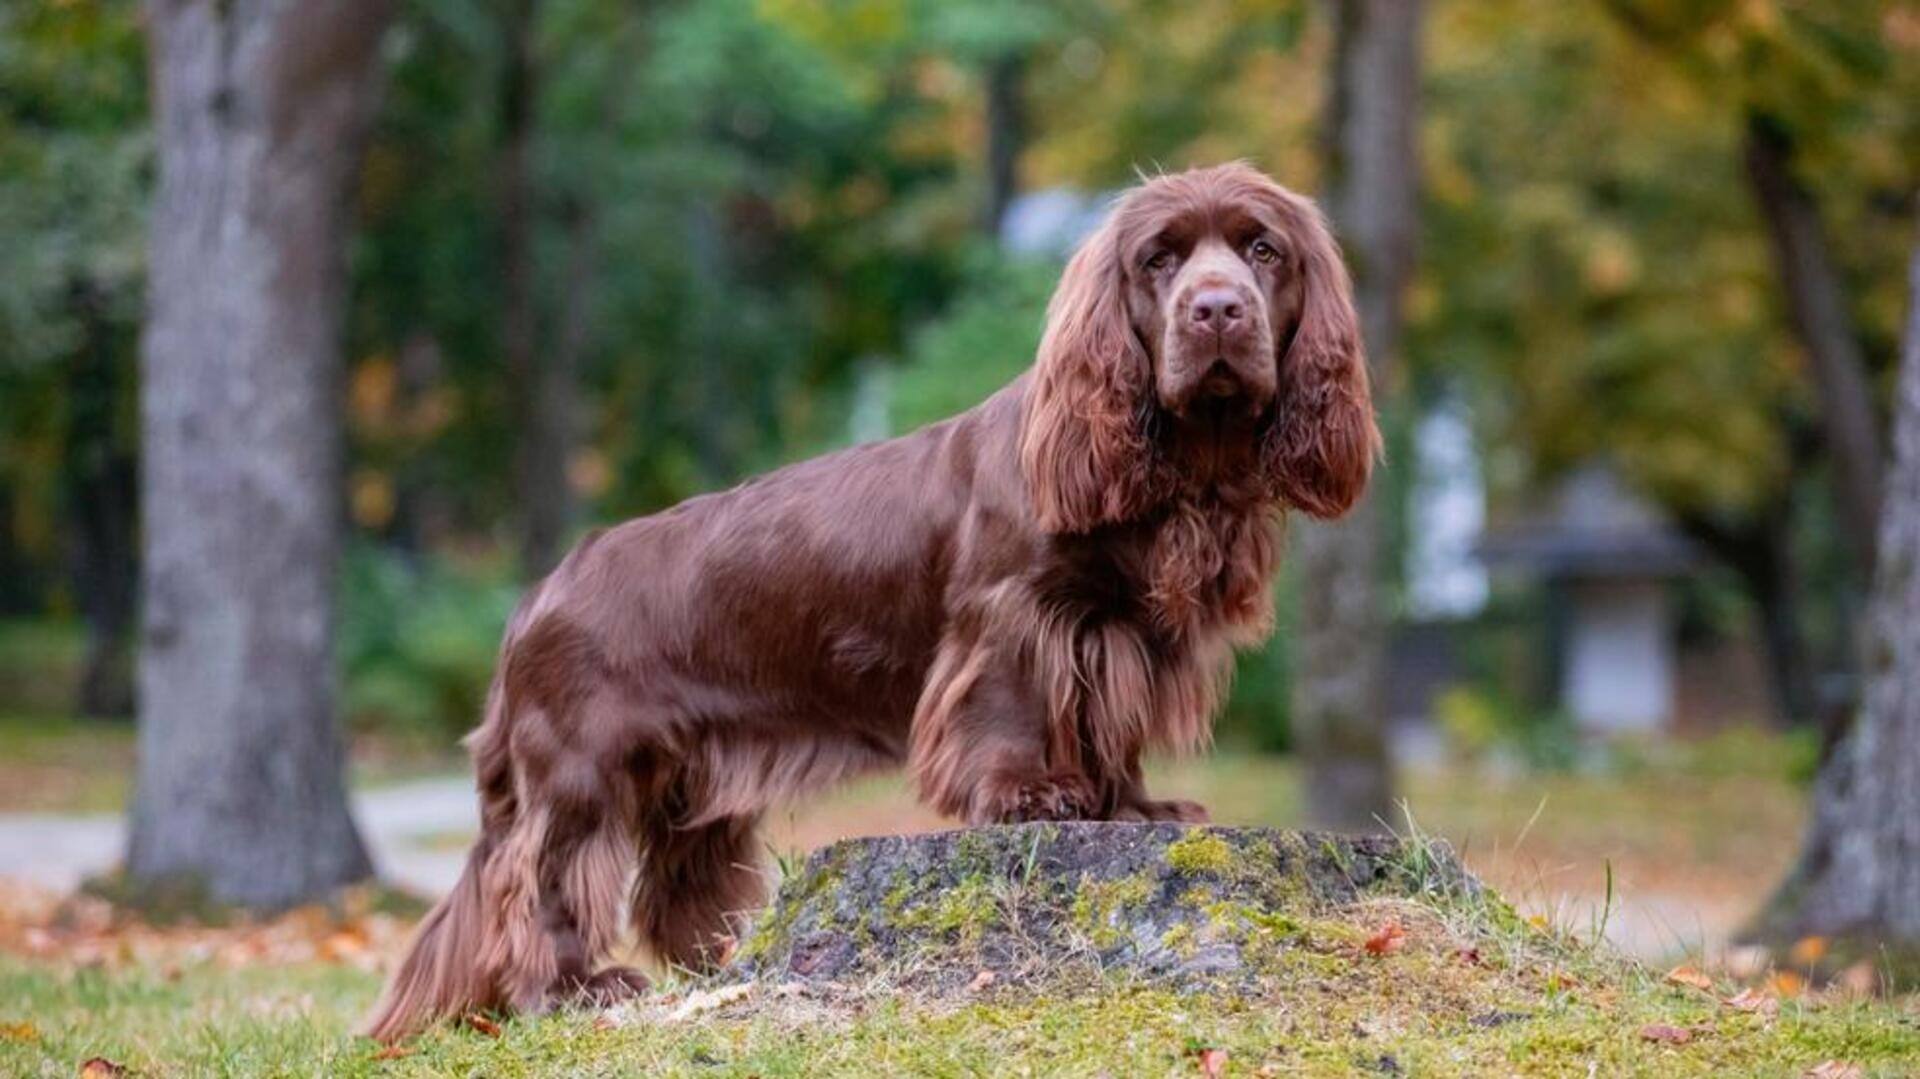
left=1759, top=236, right=1920, bottom=952
left=1292, top=0, right=1422, bottom=832
left=128, top=0, right=393, bottom=908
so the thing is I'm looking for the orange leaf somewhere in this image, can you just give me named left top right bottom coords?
left=1724, top=987, right=1779, bottom=1016
left=370, top=1044, right=413, bottom=1060
left=79, top=1059, right=129, bottom=1078
left=1193, top=1046, right=1229, bottom=1077
left=1804, top=1063, right=1864, bottom=1079
left=463, top=1013, right=503, bottom=1037
left=0, top=1021, right=38, bottom=1043
left=1363, top=922, right=1406, bottom=957
left=1638, top=1023, right=1692, bottom=1045
left=1770, top=970, right=1807, bottom=998
left=1664, top=965, right=1713, bottom=992
left=1788, top=936, right=1829, bottom=966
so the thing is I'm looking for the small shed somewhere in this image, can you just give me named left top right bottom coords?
left=1478, top=464, right=1697, bottom=735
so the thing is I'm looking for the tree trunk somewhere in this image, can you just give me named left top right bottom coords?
left=982, top=52, right=1025, bottom=238
left=1291, top=0, right=1422, bottom=832
left=129, top=0, right=389, bottom=909
left=500, top=0, right=571, bottom=581
left=1745, top=113, right=1883, bottom=571
left=1759, top=236, right=1920, bottom=951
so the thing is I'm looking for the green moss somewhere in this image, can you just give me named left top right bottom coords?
left=1070, top=874, right=1155, bottom=951
left=1164, top=833, right=1234, bottom=875
left=894, top=875, right=1001, bottom=945
left=1158, top=922, right=1199, bottom=958
left=737, top=847, right=847, bottom=962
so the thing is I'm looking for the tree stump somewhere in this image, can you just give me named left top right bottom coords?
left=731, top=822, right=1482, bottom=993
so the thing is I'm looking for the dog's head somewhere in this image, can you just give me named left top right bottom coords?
left=1019, top=163, right=1379, bottom=532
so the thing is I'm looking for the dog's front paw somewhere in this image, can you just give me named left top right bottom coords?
left=566, top=966, right=651, bottom=1007
left=975, top=773, right=1098, bottom=824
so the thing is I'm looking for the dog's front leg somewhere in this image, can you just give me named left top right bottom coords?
left=910, top=639, right=1100, bottom=825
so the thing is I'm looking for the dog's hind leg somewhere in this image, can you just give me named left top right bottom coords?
left=481, top=701, right=651, bottom=1014
left=634, top=807, right=765, bottom=973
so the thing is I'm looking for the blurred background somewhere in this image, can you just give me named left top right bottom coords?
left=1, top=0, right=1916, bottom=976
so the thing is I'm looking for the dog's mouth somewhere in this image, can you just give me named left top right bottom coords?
left=1200, top=359, right=1243, bottom=399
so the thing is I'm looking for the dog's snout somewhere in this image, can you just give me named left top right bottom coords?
left=1188, top=287, right=1246, bottom=330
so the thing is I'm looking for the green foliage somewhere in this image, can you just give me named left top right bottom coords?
left=337, top=546, right=519, bottom=737
left=889, top=249, right=1055, bottom=432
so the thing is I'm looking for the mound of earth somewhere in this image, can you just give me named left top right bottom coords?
left=728, top=822, right=1489, bottom=993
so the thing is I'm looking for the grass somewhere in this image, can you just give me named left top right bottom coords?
left=1, top=905, right=1915, bottom=1077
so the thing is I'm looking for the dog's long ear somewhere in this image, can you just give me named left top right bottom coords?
left=1020, top=219, right=1162, bottom=533
left=1261, top=195, right=1379, bottom=519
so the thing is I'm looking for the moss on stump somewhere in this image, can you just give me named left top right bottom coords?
left=732, top=822, right=1486, bottom=993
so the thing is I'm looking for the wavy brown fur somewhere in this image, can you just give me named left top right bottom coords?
left=363, top=163, right=1377, bottom=1041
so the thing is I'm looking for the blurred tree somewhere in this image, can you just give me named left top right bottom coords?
left=128, top=0, right=390, bottom=907
left=497, top=0, right=577, bottom=580
left=1421, top=0, right=1914, bottom=728
left=1291, top=0, right=1421, bottom=832
left=0, top=0, right=147, bottom=712
left=1601, top=0, right=1890, bottom=577
left=1759, top=232, right=1920, bottom=956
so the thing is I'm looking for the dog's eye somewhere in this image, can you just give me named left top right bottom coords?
left=1249, top=239, right=1280, bottom=264
left=1144, top=250, right=1174, bottom=272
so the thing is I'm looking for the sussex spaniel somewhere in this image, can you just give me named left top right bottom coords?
left=365, top=162, right=1376, bottom=1040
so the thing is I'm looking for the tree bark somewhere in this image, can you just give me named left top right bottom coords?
left=1759, top=235, right=1920, bottom=949
left=1745, top=113, right=1883, bottom=571
left=129, top=0, right=389, bottom=908
left=500, top=0, right=571, bottom=581
left=982, top=52, right=1025, bottom=237
left=1292, top=0, right=1422, bottom=832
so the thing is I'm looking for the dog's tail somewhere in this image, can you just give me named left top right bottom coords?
left=360, top=834, right=500, bottom=1042
left=362, top=676, right=521, bottom=1043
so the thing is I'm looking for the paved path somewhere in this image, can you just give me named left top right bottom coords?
left=0, top=780, right=1735, bottom=962
left=0, top=777, right=479, bottom=898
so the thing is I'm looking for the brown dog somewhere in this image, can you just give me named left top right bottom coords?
left=363, top=162, right=1376, bottom=1040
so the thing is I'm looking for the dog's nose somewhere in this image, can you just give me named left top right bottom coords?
left=1188, top=287, right=1245, bottom=330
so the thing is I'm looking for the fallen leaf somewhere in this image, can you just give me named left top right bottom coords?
left=370, top=1044, right=413, bottom=1060
left=1789, top=936, right=1829, bottom=966
left=967, top=970, right=997, bottom=993
left=1836, top=962, right=1877, bottom=997
left=1191, top=1046, right=1228, bottom=1077
left=665, top=983, right=755, bottom=1022
left=78, top=1059, right=128, bottom=1078
left=1664, top=965, right=1713, bottom=992
left=1638, top=1023, right=1692, bottom=1045
left=0, top=1021, right=38, bottom=1043
left=462, top=1013, right=503, bottom=1037
left=321, top=929, right=368, bottom=960
left=1771, top=970, right=1807, bottom=998
left=1724, top=987, right=1779, bottom=1016
left=1803, top=1062, right=1864, bottom=1079
left=1363, top=922, right=1406, bottom=957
